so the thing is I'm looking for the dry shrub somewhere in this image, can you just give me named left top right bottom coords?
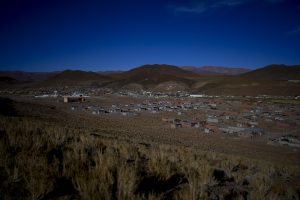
left=0, top=115, right=299, bottom=200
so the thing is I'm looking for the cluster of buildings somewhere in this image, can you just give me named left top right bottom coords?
left=162, top=118, right=202, bottom=129
left=57, top=90, right=300, bottom=141
left=68, top=97, right=299, bottom=138
left=161, top=116, right=264, bottom=137
left=71, top=100, right=220, bottom=116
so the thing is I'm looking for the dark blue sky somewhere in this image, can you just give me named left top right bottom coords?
left=0, top=0, right=300, bottom=71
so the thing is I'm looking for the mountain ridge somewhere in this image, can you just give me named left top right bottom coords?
left=242, top=64, right=300, bottom=80
left=108, top=64, right=201, bottom=90
left=2, top=64, right=300, bottom=96
left=181, top=66, right=251, bottom=75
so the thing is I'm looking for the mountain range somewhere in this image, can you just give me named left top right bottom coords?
left=1, top=64, right=300, bottom=96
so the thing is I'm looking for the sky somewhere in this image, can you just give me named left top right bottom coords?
left=0, top=0, right=300, bottom=72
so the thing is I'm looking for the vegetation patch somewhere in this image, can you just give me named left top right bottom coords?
left=0, top=97, right=18, bottom=116
left=0, top=115, right=299, bottom=199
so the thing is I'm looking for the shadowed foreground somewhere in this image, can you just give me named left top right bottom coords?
left=0, top=113, right=299, bottom=200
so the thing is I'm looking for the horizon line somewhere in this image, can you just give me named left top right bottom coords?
left=0, top=63, right=298, bottom=73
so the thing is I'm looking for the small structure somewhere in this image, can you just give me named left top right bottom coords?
left=219, top=126, right=246, bottom=135
left=98, top=109, right=109, bottom=114
left=207, top=117, right=219, bottom=124
left=268, top=135, right=300, bottom=148
left=171, top=119, right=182, bottom=128
left=92, top=111, right=98, bottom=115
left=243, top=127, right=264, bottom=136
left=204, top=123, right=218, bottom=133
left=204, top=128, right=213, bottom=134
left=181, top=120, right=200, bottom=128
left=209, top=104, right=217, bottom=110
left=121, top=112, right=138, bottom=117
left=220, top=126, right=264, bottom=137
left=248, top=121, right=258, bottom=128
left=171, top=122, right=182, bottom=128
left=190, top=94, right=205, bottom=98
left=63, top=95, right=86, bottom=103
left=162, top=118, right=173, bottom=123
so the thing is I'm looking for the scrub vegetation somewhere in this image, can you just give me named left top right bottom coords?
left=1, top=114, right=299, bottom=200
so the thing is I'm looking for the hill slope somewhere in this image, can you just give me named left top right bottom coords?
left=191, top=65, right=300, bottom=96
left=110, top=64, right=202, bottom=89
left=41, top=70, right=114, bottom=87
left=242, top=64, right=300, bottom=80
left=181, top=66, right=251, bottom=75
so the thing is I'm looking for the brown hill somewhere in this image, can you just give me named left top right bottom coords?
left=191, top=65, right=300, bottom=96
left=109, top=64, right=202, bottom=89
left=41, top=70, right=114, bottom=87
left=242, top=64, right=300, bottom=80
left=181, top=66, right=251, bottom=75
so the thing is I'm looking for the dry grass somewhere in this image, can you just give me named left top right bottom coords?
left=1, top=115, right=300, bottom=200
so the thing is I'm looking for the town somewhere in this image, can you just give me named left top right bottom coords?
left=17, top=87, right=299, bottom=149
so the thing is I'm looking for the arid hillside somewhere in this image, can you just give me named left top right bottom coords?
left=108, top=64, right=202, bottom=89
left=181, top=66, right=251, bottom=75
left=241, top=64, right=300, bottom=80
left=40, top=70, right=114, bottom=87
left=190, top=65, right=300, bottom=96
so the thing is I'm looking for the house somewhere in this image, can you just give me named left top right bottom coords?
left=181, top=120, right=191, bottom=127
left=190, top=94, right=205, bottom=98
left=209, top=104, right=217, bottom=110
left=171, top=119, right=182, bottom=128
left=162, top=118, right=173, bottom=123
left=243, top=128, right=264, bottom=136
left=269, top=135, right=300, bottom=148
left=204, top=128, right=214, bottom=134
left=98, top=109, right=109, bottom=114
left=248, top=121, right=258, bottom=127
left=140, top=107, right=147, bottom=111
left=207, top=117, right=219, bottom=124
left=63, top=95, right=86, bottom=103
left=219, top=126, right=246, bottom=135
left=171, top=122, right=182, bottom=128
left=182, top=120, right=200, bottom=128
left=278, top=135, right=300, bottom=148
left=220, top=126, right=264, bottom=137
left=121, top=112, right=138, bottom=117
left=205, top=123, right=218, bottom=132
left=172, top=119, right=181, bottom=124
left=237, top=121, right=251, bottom=128
left=242, top=112, right=253, bottom=120
left=190, top=121, right=200, bottom=128
left=92, top=110, right=98, bottom=115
